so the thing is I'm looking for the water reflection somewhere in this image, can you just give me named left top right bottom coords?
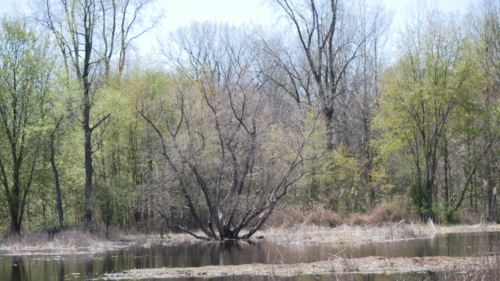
left=58, top=260, right=64, bottom=281
left=0, top=231, right=498, bottom=281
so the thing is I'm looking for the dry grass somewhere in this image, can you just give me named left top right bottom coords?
left=257, top=204, right=427, bottom=245
left=265, top=204, right=407, bottom=230
left=258, top=221, right=426, bottom=245
left=1, top=205, right=498, bottom=256
left=265, top=206, right=352, bottom=229
left=0, top=230, right=129, bottom=255
left=432, top=236, right=500, bottom=281
left=306, top=208, right=344, bottom=227
left=104, top=255, right=497, bottom=280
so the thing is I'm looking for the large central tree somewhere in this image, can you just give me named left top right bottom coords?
left=146, top=22, right=321, bottom=240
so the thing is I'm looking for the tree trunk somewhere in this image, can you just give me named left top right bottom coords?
left=82, top=75, right=93, bottom=233
left=82, top=17, right=94, bottom=233
left=50, top=144, right=64, bottom=229
left=9, top=162, right=22, bottom=235
left=444, top=138, right=449, bottom=208
left=82, top=114, right=93, bottom=233
left=50, top=117, right=64, bottom=229
left=324, top=107, right=335, bottom=150
left=9, top=208, right=21, bottom=235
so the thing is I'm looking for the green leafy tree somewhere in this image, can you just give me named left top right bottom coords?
left=0, top=17, right=54, bottom=235
left=38, top=0, right=158, bottom=232
left=374, top=9, right=484, bottom=218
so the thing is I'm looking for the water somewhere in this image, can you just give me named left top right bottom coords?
left=0, top=231, right=499, bottom=281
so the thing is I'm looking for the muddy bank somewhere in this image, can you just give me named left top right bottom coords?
left=104, top=255, right=494, bottom=279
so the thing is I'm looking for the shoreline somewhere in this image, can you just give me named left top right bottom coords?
left=257, top=222, right=500, bottom=245
left=1, top=223, right=499, bottom=280
left=100, top=223, right=500, bottom=279
left=0, top=223, right=499, bottom=255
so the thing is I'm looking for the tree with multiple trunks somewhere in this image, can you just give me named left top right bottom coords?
left=143, top=22, right=322, bottom=240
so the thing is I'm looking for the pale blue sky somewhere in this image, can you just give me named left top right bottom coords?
left=0, top=0, right=473, bottom=53
left=0, top=1, right=472, bottom=27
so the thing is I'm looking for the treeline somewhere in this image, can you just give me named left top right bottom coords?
left=1, top=0, right=500, bottom=239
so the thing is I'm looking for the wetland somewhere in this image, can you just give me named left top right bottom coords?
left=1, top=224, right=500, bottom=281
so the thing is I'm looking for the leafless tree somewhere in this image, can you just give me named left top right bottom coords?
left=143, top=22, right=321, bottom=240
left=346, top=1, right=392, bottom=205
left=265, top=0, right=389, bottom=150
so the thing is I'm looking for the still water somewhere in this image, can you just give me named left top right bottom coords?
left=0, top=231, right=498, bottom=281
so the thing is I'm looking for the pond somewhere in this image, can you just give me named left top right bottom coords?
left=0, top=231, right=499, bottom=281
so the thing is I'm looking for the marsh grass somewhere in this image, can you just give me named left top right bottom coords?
left=260, top=221, right=426, bottom=246
left=440, top=239, right=500, bottom=281
left=0, top=230, right=120, bottom=255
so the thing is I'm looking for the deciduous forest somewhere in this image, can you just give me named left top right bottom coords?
left=1, top=0, right=500, bottom=240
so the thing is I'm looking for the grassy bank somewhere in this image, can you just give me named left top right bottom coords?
left=2, top=201, right=500, bottom=256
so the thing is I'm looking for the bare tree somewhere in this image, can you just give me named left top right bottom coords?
left=144, top=22, right=321, bottom=240
left=347, top=1, right=392, bottom=205
left=265, top=0, right=385, bottom=150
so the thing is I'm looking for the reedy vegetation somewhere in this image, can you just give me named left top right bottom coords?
left=0, top=0, right=499, bottom=239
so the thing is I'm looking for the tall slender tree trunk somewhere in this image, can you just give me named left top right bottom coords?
left=444, top=138, right=449, bottom=208
left=50, top=117, right=64, bottom=229
left=50, top=140, right=64, bottom=229
left=9, top=162, right=22, bottom=235
left=83, top=103, right=93, bottom=233
left=82, top=19, right=94, bottom=233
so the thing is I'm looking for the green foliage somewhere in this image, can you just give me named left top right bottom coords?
left=1, top=3, right=500, bottom=235
left=299, top=145, right=363, bottom=213
left=373, top=11, right=486, bottom=218
left=0, top=16, right=56, bottom=234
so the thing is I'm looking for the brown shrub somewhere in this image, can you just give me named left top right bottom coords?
left=264, top=207, right=307, bottom=228
left=368, top=204, right=397, bottom=224
left=459, top=208, right=482, bottom=225
left=347, top=213, right=366, bottom=225
left=265, top=206, right=344, bottom=228
left=266, top=203, right=420, bottom=229
left=306, top=208, right=344, bottom=227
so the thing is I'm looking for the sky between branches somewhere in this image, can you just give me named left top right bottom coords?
left=0, top=0, right=471, bottom=55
